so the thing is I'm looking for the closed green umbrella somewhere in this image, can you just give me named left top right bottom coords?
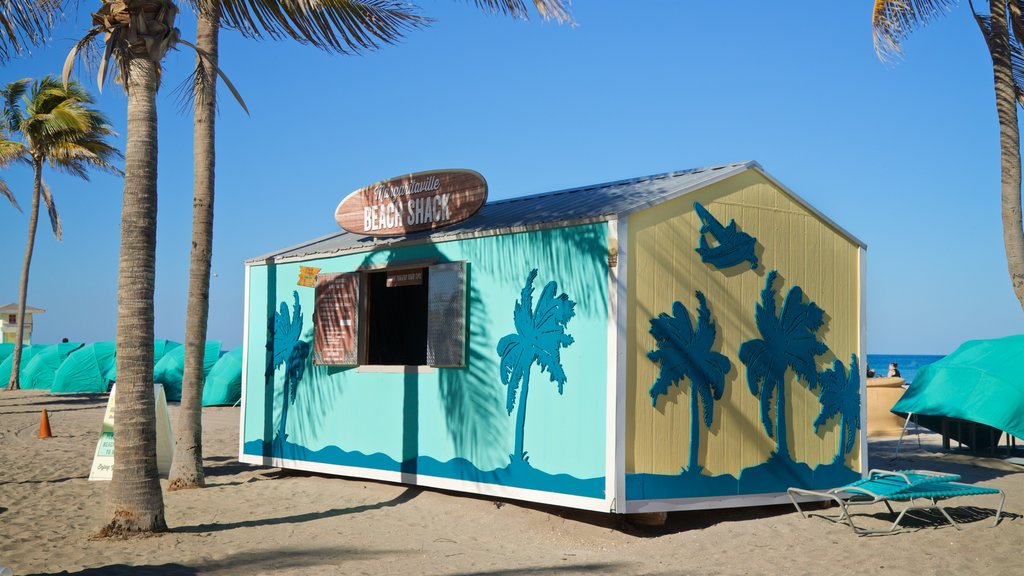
left=893, top=335, right=1024, bottom=448
left=154, top=341, right=221, bottom=402
left=51, top=341, right=116, bottom=394
left=22, top=342, right=83, bottom=390
left=0, top=344, right=49, bottom=385
left=202, top=346, right=242, bottom=406
left=0, top=343, right=13, bottom=363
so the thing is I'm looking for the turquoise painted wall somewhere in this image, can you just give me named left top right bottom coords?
left=243, top=223, right=608, bottom=498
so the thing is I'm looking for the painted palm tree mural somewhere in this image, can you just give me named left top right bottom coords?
left=814, top=355, right=861, bottom=465
left=648, top=291, right=731, bottom=473
left=497, top=269, right=576, bottom=462
left=739, top=270, right=827, bottom=461
left=272, top=291, right=311, bottom=445
left=693, top=202, right=759, bottom=270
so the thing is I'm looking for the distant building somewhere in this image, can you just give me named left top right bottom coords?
left=0, top=303, right=45, bottom=345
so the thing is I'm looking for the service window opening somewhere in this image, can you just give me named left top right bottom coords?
left=314, top=261, right=467, bottom=368
left=366, top=268, right=429, bottom=366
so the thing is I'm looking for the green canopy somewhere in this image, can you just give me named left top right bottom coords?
left=51, top=341, right=117, bottom=394
left=106, top=339, right=181, bottom=382
left=22, top=342, right=83, bottom=390
left=0, top=343, right=13, bottom=363
left=893, top=335, right=1024, bottom=447
left=202, top=346, right=242, bottom=406
left=0, top=344, right=49, bottom=385
left=154, top=341, right=221, bottom=402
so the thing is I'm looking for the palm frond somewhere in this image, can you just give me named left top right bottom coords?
left=215, top=0, right=430, bottom=53
left=0, top=0, right=61, bottom=63
left=872, top=0, right=959, bottom=61
left=40, top=179, right=62, bottom=240
left=468, top=0, right=573, bottom=24
left=177, top=38, right=249, bottom=114
left=1, top=78, right=30, bottom=131
left=1, top=177, right=21, bottom=211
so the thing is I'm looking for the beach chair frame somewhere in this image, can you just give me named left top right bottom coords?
left=787, top=469, right=1005, bottom=535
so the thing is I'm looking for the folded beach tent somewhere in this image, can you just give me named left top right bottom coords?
left=0, top=343, right=13, bottom=363
left=0, top=344, right=49, bottom=385
left=892, top=335, right=1024, bottom=449
left=21, top=342, right=84, bottom=390
left=202, top=346, right=242, bottom=406
left=788, top=469, right=1005, bottom=534
left=50, top=341, right=117, bottom=394
left=154, top=341, right=221, bottom=402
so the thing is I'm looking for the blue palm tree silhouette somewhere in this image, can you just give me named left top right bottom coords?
left=814, top=354, right=861, bottom=465
left=647, top=291, right=731, bottom=473
left=739, top=270, right=827, bottom=461
left=272, top=291, right=310, bottom=443
left=497, top=269, right=576, bottom=462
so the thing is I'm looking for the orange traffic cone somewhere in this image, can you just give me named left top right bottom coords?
left=38, top=409, right=52, bottom=439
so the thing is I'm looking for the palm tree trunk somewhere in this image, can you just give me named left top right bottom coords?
left=5, top=158, right=42, bottom=391
left=169, top=5, right=220, bottom=492
left=688, top=387, right=700, bottom=472
left=775, top=384, right=789, bottom=460
left=100, top=56, right=167, bottom=535
left=513, top=370, right=530, bottom=460
left=987, top=1, right=1024, bottom=309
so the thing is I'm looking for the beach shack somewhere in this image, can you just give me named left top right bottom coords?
left=239, top=161, right=867, bottom=513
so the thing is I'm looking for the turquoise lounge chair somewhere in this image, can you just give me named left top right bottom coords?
left=788, top=469, right=1005, bottom=535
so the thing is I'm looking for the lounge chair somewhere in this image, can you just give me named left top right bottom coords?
left=787, top=469, right=1005, bottom=534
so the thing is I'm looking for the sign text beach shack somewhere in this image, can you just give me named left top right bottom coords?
left=240, top=162, right=868, bottom=514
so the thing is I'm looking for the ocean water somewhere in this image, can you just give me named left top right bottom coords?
left=866, top=354, right=945, bottom=384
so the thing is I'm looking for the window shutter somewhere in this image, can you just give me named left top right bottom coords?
left=314, top=272, right=360, bottom=366
left=426, top=261, right=466, bottom=367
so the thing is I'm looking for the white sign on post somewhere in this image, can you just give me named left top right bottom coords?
left=89, top=383, right=174, bottom=481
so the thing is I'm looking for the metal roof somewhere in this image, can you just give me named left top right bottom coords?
left=249, top=160, right=863, bottom=264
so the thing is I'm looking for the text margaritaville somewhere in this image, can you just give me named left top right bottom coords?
left=363, top=175, right=451, bottom=231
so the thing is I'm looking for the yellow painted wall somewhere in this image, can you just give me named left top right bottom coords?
left=627, top=169, right=861, bottom=477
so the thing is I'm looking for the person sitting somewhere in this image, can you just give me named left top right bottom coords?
left=866, top=367, right=876, bottom=378
left=887, top=362, right=901, bottom=378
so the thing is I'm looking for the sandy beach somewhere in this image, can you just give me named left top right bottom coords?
left=1, top=389, right=1021, bottom=576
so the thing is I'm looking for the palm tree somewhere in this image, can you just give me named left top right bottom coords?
left=0, top=0, right=59, bottom=63
left=873, top=1, right=1024, bottom=310
left=647, top=292, right=731, bottom=474
left=170, top=0, right=573, bottom=491
left=497, top=269, right=576, bottom=462
left=813, top=354, right=862, bottom=465
left=738, top=270, right=828, bottom=461
left=1, top=77, right=121, bottom=391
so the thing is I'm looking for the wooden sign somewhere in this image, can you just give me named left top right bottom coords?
left=386, top=269, right=423, bottom=287
left=298, top=266, right=321, bottom=288
left=335, top=169, right=487, bottom=236
left=315, top=272, right=359, bottom=365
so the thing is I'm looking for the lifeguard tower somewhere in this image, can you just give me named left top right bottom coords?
left=0, top=304, right=45, bottom=345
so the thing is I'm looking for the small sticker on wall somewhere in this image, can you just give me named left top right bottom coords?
left=298, top=266, right=321, bottom=287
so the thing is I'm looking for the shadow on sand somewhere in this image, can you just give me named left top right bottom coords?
left=172, top=487, right=422, bottom=534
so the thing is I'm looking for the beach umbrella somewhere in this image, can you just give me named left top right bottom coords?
left=154, top=341, right=221, bottom=402
left=51, top=341, right=117, bottom=394
left=0, top=343, right=13, bottom=363
left=893, top=334, right=1024, bottom=447
left=202, top=346, right=242, bottom=406
left=21, top=342, right=83, bottom=390
left=0, top=344, right=49, bottom=385
left=106, top=339, right=181, bottom=382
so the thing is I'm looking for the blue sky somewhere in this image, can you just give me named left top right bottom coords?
left=1, top=1, right=1021, bottom=354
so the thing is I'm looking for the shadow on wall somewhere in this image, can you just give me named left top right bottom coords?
left=261, top=222, right=609, bottom=483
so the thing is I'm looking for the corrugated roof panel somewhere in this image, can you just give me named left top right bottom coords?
left=248, top=161, right=759, bottom=264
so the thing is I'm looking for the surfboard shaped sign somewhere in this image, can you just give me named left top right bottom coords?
left=335, top=169, right=488, bottom=236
